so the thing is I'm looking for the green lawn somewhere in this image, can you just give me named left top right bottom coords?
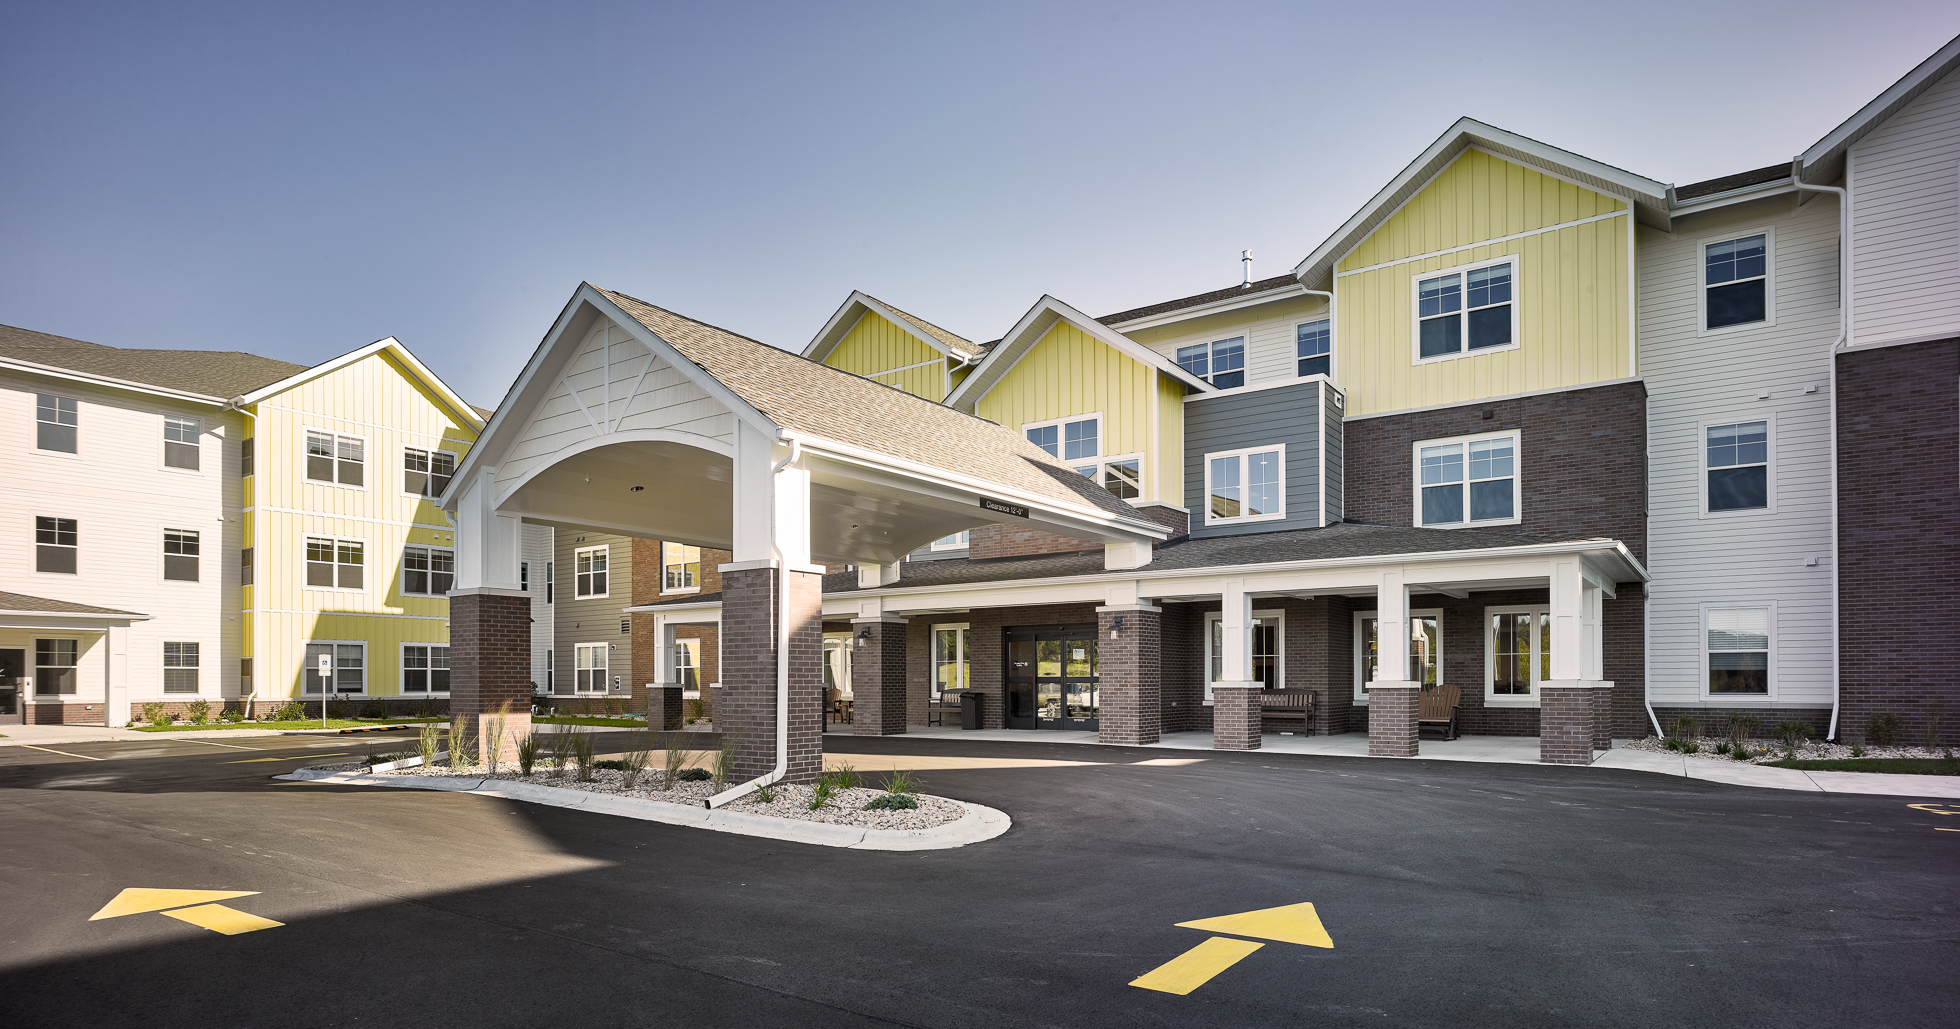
left=1763, top=757, right=1960, bottom=775
left=132, top=718, right=444, bottom=732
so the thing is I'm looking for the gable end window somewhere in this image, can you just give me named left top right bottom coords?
left=36, top=394, right=78, bottom=454
left=575, top=545, right=609, bottom=598
left=306, top=536, right=364, bottom=590
left=1176, top=337, right=1246, bottom=388
left=306, top=430, right=365, bottom=486
left=1414, top=258, right=1515, bottom=361
left=36, top=517, right=77, bottom=574
left=1703, top=233, right=1770, bottom=330
left=164, top=529, right=200, bottom=581
left=163, top=417, right=200, bottom=470
left=1704, top=419, right=1771, bottom=513
left=1206, top=445, right=1285, bottom=525
left=1024, top=414, right=1141, bottom=500
left=403, top=446, right=457, bottom=498
left=1297, top=320, right=1331, bottom=377
left=1416, top=432, right=1519, bottom=527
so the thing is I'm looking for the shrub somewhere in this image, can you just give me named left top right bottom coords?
left=1681, top=741, right=1700, bottom=754
left=416, top=701, right=442, bottom=720
left=140, top=701, right=167, bottom=725
left=516, top=731, right=543, bottom=776
left=819, top=761, right=860, bottom=792
left=808, top=780, right=835, bottom=810
left=675, top=767, right=712, bottom=782
left=569, top=726, right=596, bottom=782
left=361, top=701, right=387, bottom=719
left=1725, top=715, right=1759, bottom=750
left=864, top=793, right=918, bottom=811
left=1664, top=737, right=1682, bottom=752
left=485, top=706, right=510, bottom=776
left=183, top=699, right=211, bottom=725
left=546, top=729, right=574, bottom=777
left=604, top=698, right=624, bottom=718
left=218, top=707, right=244, bottom=724
left=663, top=738, right=693, bottom=790
left=1866, top=713, right=1903, bottom=747
left=327, top=697, right=355, bottom=719
left=418, top=723, right=442, bottom=767
left=1669, top=716, right=1701, bottom=743
left=752, top=783, right=777, bottom=803
left=1731, top=746, right=1753, bottom=762
left=1715, top=742, right=1730, bottom=755
left=684, top=698, right=704, bottom=723
left=1773, top=721, right=1811, bottom=749
left=883, top=769, right=924, bottom=796
left=449, top=721, right=475, bottom=768
left=1850, top=744, right=1866, bottom=758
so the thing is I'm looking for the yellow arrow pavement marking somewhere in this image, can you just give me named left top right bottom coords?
left=90, top=889, right=260, bottom=920
left=1130, top=937, right=1265, bottom=995
left=1908, top=803, right=1960, bottom=815
left=161, top=903, right=284, bottom=935
left=224, top=753, right=348, bottom=764
left=1175, top=902, right=1335, bottom=949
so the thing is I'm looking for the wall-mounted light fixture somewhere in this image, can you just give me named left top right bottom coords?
left=1110, top=616, right=1124, bottom=640
left=855, top=627, right=872, bottom=649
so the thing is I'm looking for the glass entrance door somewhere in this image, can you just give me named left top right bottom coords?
left=0, top=649, right=24, bottom=725
left=1004, top=625, right=1098, bottom=730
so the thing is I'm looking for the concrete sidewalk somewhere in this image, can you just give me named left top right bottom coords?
left=834, top=724, right=1960, bottom=799
left=0, top=723, right=405, bottom=746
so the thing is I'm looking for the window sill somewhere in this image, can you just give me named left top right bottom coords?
left=1695, top=317, right=1775, bottom=338
left=1412, top=340, right=1521, bottom=366
left=574, top=593, right=612, bottom=601
left=1701, top=693, right=1776, bottom=703
left=1421, top=517, right=1522, bottom=530
left=1206, top=513, right=1288, bottom=528
left=31, top=449, right=82, bottom=460
left=1698, top=506, right=1776, bottom=520
left=661, top=588, right=702, bottom=596
left=304, top=479, right=369, bottom=492
left=304, top=587, right=369, bottom=594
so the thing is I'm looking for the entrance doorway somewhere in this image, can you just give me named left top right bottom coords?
left=1004, top=624, right=1098, bottom=730
left=0, top=649, right=24, bottom=725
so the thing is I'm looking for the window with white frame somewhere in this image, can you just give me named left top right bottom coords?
left=402, top=446, right=457, bottom=498
left=1704, top=604, right=1772, bottom=696
left=519, top=560, right=530, bottom=592
left=35, top=638, right=79, bottom=695
left=1025, top=415, right=1142, bottom=499
left=36, top=516, right=77, bottom=574
left=305, top=430, right=365, bottom=486
left=402, top=644, right=450, bottom=693
left=1205, top=445, right=1285, bottom=524
left=1486, top=607, right=1550, bottom=705
left=1415, top=257, right=1515, bottom=361
left=662, top=542, right=700, bottom=592
left=1702, top=232, right=1770, bottom=331
left=1176, top=337, right=1247, bottom=388
left=931, top=531, right=969, bottom=551
left=164, top=529, right=199, bottom=581
left=402, top=544, right=454, bottom=596
left=574, top=545, right=608, bottom=598
left=37, top=394, right=78, bottom=453
left=306, top=536, right=364, bottom=589
left=575, top=643, right=608, bottom=694
left=302, top=641, right=365, bottom=695
left=674, top=638, right=701, bottom=689
left=545, top=560, right=554, bottom=603
left=1204, top=610, right=1283, bottom=700
left=164, top=642, right=200, bottom=693
left=163, top=417, right=200, bottom=470
left=1417, top=432, right=1519, bottom=527
left=1704, top=419, right=1771, bottom=513
left=1352, top=610, right=1442, bottom=702
left=1297, top=320, right=1331, bottom=377
left=932, top=623, right=970, bottom=699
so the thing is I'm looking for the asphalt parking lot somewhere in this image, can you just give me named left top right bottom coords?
left=1, top=730, right=1955, bottom=1028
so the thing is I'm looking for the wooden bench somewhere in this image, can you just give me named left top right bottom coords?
left=1258, top=688, right=1317, bottom=735
left=1419, top=683, right=1461, bottom=740
left=927, top=694, right=961, bottom=727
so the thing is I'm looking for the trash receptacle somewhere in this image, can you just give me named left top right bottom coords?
left=960, top=690, right=984, bottom=730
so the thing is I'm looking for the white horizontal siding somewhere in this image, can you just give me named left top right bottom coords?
left=1850, top=64, right=1960, bottom=346
left=1637, top=194, right=1838, bottom=707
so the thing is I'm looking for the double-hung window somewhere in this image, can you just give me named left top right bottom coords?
left=1296, top=320, right=1331, bottom=377
left=662, top=542, right=700, bottom=592
left=36, top=394, right=78, bottom=453
left=544, top=561, right=554, bottom=603
left=402, top=544, right=454, bottom=596
left=305, top=430, right=365, bottom=486
left=1702, top=232, right=1770, bottom=331
left=1417, top=432, right=1518, bottom=527
left=303, top=642, right=365, bottom=695
left=674, top=639, right=701, bottom=689
left=1415, top=257, right=1515, bottom=360
left=164, top=529, right=200, bottom=581
left=306, top=536, right=364, bottom=589
left=575, top=643, right=608, bottom=694
left=164, top=642, right=200, bottom=693
left=1486, top=607, right=1550, bottom=705
left=1704, top=605, right=1772, bottom=696
left=402, top=446, right=457, bottom=498
left=1704, top=419, right=1770, bottom=513
left=575, top=545, right=609, bottom=598
left=163, top=417, right=200, bottom=469
left=402, top=644, right=450, bottom=693
left=1176, top=337, right=1246, bottom=388
left=1206, top=445, right=1285, bottom=524
left=35, top=517, right=77, bottom=574
left=1025, top=415, right=1143, bottom=500
left=35, top=639, right=79, bottom=695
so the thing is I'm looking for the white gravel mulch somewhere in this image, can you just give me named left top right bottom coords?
left=363, top=762, right=962, bottom=831
left=1624, top=736, right=1954, bottom=763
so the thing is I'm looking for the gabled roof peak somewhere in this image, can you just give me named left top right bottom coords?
left=804, top=289, right=977, bottom=364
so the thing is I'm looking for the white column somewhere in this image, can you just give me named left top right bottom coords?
left=1373, top=567, right=1412, bottom=685
left=453, top=467, right=522, bottom=592
left=730, top=423, right=777, bottom=564
left=106, top=624, right=129, bottom=727
left=652, top=614, right=676, bottom=685
left=1216, top=579, right=1253, bottom=688
left=1582, top=582, right=1604, bottom=683
left=1547, top=557, right=1585, bottom=685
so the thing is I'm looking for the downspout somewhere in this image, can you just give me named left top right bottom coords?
left=707, top=438, right=802, bottom=808
left=1789, top=160, right=1849, bottom=741
left=228, top=396, right=258, bottom=720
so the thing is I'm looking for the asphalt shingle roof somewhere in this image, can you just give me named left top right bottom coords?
left=1674, top=163, right=1790, bottom=201
left=863, top=295, right=976, bottom=358
left=597, top=287, right=1146, bottom=522
left=0, top=324, right=308, bottom=399
left=1098, top=275, right=1303, bottom=326
left=0, top=591, right=147, bottom=616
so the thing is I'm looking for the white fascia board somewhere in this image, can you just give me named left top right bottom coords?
left=946, top=295, right=1214, bottom=408
left=0, top=357, right=229, bottom=407
left=380, top=341, right=486, bottom=430
left=1101, top=283, right=1311, bottom=331
left=1666, top=178, right=1799, bottom=220
left=1799, top=34, right=1960, bottom=174
left=234, top=336, right=480, bottom=428
left=0, top=609, right=151, bottom=622
left=621, top=601, right=723, bottom=616
left=805, top=292, right=974, bottom=363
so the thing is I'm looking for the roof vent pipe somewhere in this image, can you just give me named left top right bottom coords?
left=1241, top=250, right=1254, bottom=288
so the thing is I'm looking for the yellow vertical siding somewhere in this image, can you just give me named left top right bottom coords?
left=824, top=312, right=948, bottom=401
left=1155, top=373, right=1185, bottom=504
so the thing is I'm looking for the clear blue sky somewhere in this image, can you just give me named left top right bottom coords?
left=4, top=1, right=1955, bottom=406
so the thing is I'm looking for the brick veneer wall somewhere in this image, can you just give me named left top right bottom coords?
left=852, top=619, right=908, bottom=735
left=1097, top=606, right=1161, bottom=745
left=24, top=702, right=106, bottom=725
left=1211, top=686, right=1261, bottom=750
left=450, top=591, right=533, bottom=764
left=1343, top=380, right=1648, bottom=563
left=718, top=567, right=824, bottom=784
left=1367, top=686, right=1419, bottom=756
left=1650, top=705, right=1831, bottom=742
left=968, top=523, right=1099, bottom=561
left=1837, top=338, right=1960, bottom=747
left=1131, top=503, right=1190, bottom=539
left=1160, top=603, right=1205, bottom=732
left=1539, top=686, right=1595, bottom=764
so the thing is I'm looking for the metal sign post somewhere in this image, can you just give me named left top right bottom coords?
left=316, top=653, right=331, bottom=728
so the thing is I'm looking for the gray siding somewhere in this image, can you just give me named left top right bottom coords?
left=552, top=530, right=634, bottom=696
left=1322, top=381, right=1344, bottom=524
left=1183, top=380, right=1327, bottom=538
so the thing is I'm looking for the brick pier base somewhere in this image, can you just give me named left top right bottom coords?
left=1540, top=685, right=1596, bottom=764
left=1211, top=686, right=1262, bottom=750
left=852, top=616, right=909, bottom=736
left=647, top=685, right=684, bottom=731
left=1097, top=606, right=1161, bottom=746
left=1591, top=681, right=1616, bottom=752
left=719, top=565, right=824, bottom=785
left=449, top=589, right=532, bottom=766
left=1367, top=683, right=1420, bottom=757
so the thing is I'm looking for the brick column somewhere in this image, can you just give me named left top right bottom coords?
left=719, top=565, right=824, bottom=785
left=647, top=684, right=684, bottom=731
left=1212, top=686, right=1262, bottom=750
left=1591, top=681, right=1616, bottom=752
left=449, top=589, right=532, bottom=766
left=852, top=616, right=909, bottom=736
left=1097, top=605, right=1160, bottom=746
left=1366, top=684, right=1420, bottom=757
left=1540, top=685, right=1595, bottom=764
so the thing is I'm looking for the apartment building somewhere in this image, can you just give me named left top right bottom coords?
left=536, top=527, right=726, bottom=711
left=0, top=326, right=482, bottom=725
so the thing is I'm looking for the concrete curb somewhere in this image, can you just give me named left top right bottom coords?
left=274, top=767, right=1013, bottom=850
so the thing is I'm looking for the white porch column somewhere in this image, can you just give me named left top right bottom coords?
left=1547, top=557, right=1585, bottom=684
left=1215, top=579, right=1254, bottom=689
left=454, top=467, right=523, bottom=592
left=1582, top=583, right=1604, bottom=682
left=106, top=623, right=129, bottom=727
left=653, top=614, right=676, bottom=684
left=1367, top=566, right=1420, bottom=757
